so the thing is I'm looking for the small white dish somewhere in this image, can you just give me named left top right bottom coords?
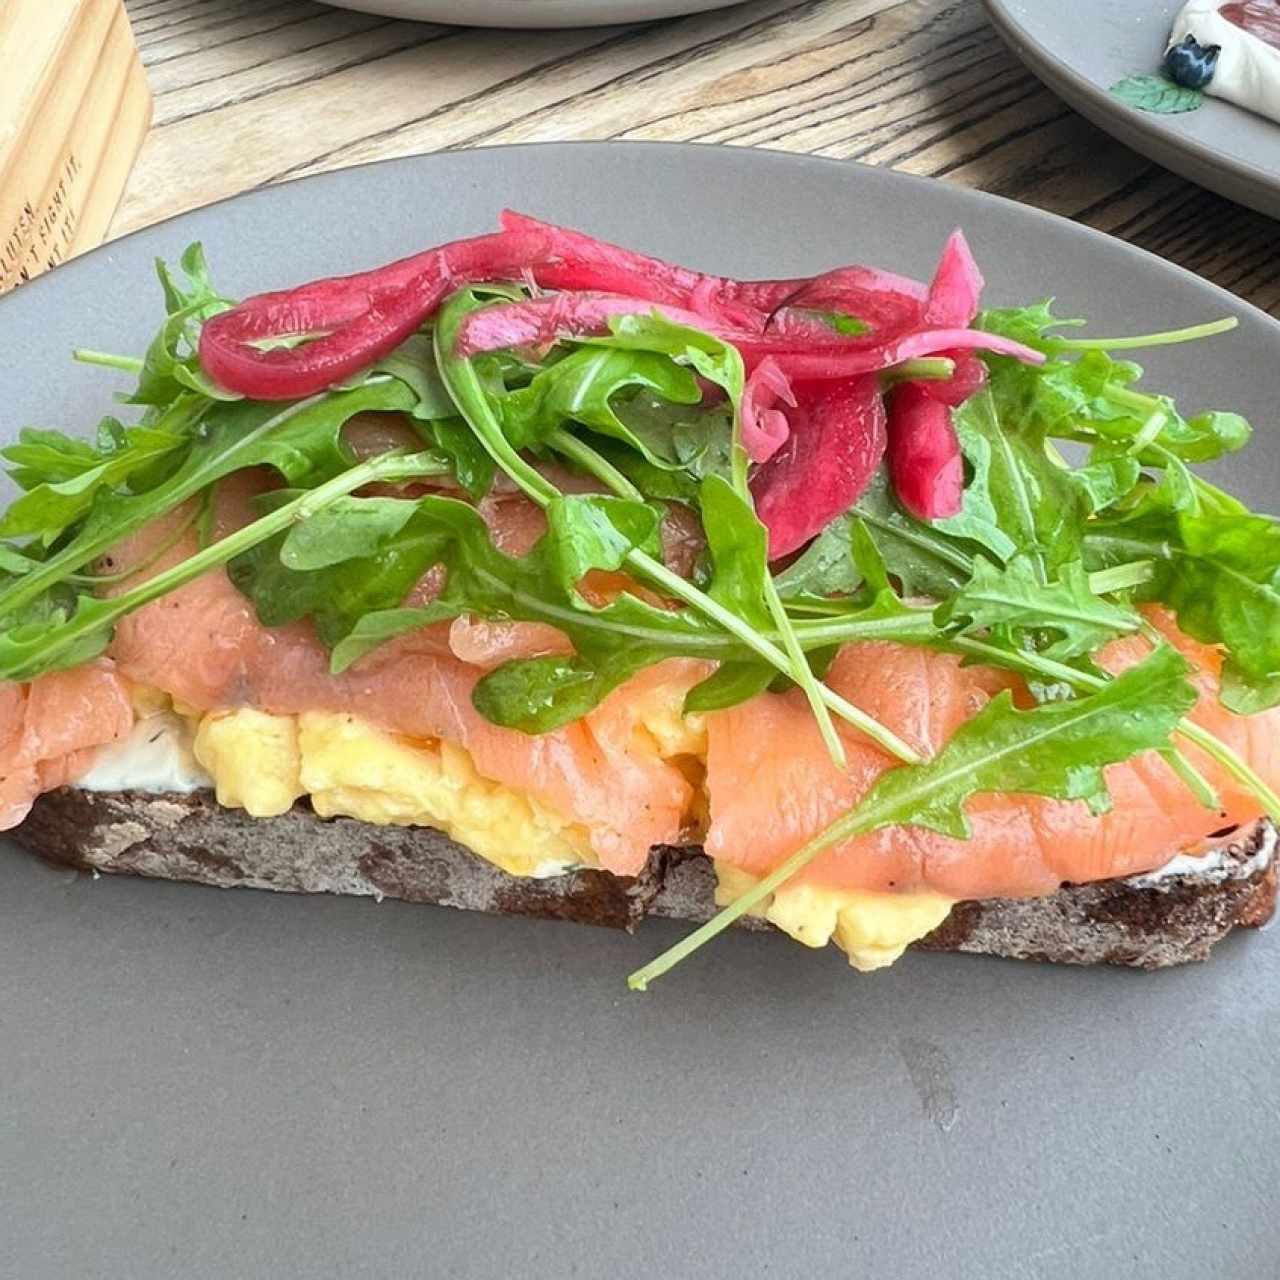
left=321, top=0, right=746, bottom=28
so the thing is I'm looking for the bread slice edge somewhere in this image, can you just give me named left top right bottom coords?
left=9, top=788, right=1277, bottom=970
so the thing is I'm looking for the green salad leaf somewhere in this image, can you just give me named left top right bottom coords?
left=1087, top=501, right=1280, bottom=710
left=0, top=378, right=429, bottom=648
left=938, top=555, right=1140, bottom=661
left=499, top=346, right=701, bottom=460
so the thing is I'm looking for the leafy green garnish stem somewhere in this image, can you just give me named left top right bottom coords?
left=860, top=507, right=975, bottom=577
left=1101, top=383, right=1160, bottom=416
left=72, top=349, right=146, bottom=374
left=763, top=557, right=850, bottom=767
left=11, top=449, right=448, bottom=680
left=1125, top=409, right=1168, bottom=456
left=65, top=500, right=202, bottom=587
left=1174, top=719, right=1280, bottom=820
left=1158, top=741, right=1224, bottom=811
left=546, top=428, right=642, bottom=500
left=627, top=800, right=887, bottom=991
left=952, top=634, right=1280, bottom=821
left=1053, top=317, right=1236, bottom=352
left=0, top=392, right=336, bottom=620
left=882, top=357, right=955, bottom=386
left=1086, top=560, right=1155, bottom=594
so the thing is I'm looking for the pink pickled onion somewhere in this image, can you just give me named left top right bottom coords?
left=887, top=382, right=964, bottom=520
left=499, top=210, right=768, bottom=330
left=766, top=266, right=926, bottom=345
left=751, top=376, right=887, bottom=558
left=199, top=229, right=556, bottom=400
left=454, top=292, right=717, bottom=357
left=740, top=357, right=797, bottom=464
left=923, top=229, right=984, bottom=328
left=749, top=327, right=1044, bottom=379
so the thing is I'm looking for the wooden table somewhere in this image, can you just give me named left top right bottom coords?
left=119, top=0, right=1278, bottom=314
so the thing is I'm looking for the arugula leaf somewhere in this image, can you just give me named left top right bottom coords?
left=975, top=299, right=1085, bottom=349
left=428, top=416, right=497, bottom=501
left=473, top=649, right=658, bottom=733
left=1086, top=385, right=1252, bottom=465
left=930, top=415, right=1019, bottom=562
left=773, top=514, right=863, bottom=602
left=681, top=661, right=776, bottom=714
left=156, top=242, right=219, bottom=315
left=628, top=646, right=1197, bottom=988
left=499, top=347, right=701, bottom=459
left=1176, top=410, right=1252, bottom=462
left=0, top=546, right=38, bottom=576
left=1086, top=503, right=1280, bottom=709
left=589, top=438, right=702, bottom=505
left=937, top=555, right=1140, bottom=660
left=854, top=644, right=1195, bottom=832
left=588, top=313, right=745, bottom=407
left=128, top=244, right=237, bottom=405
left=352, top=334, right=458, bottom=421
left=952, top=385, right=1086, bottom=578
left=0, top=379, right=422, bottom=634
left=278, top=495, right=424, bottom=570
left=229, top=493, right=450, bottom=649
left=1070, top=455, right=1142, bottom=514
left=544, top=494, right=662, bottom=597
left=0, top=449, right=444, bottom=680
left=852, top=468, right=977, bottom=598
left=774, top=514, right=898, bottom=608
left=4, top=427, right=103, bottom=490
left=0, top=420, right=194, bottom=544
left=698, top=474, right=771, bottom=629
left=978, top=311, right=1251, bottom=471
left=1220, top=667, right=1280, bottom=717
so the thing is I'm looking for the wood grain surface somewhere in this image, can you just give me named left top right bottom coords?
left=118, top=0, right=1278, bottom=313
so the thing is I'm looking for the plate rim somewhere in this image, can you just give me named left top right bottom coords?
left=9, top=140, right=1280, bottom=341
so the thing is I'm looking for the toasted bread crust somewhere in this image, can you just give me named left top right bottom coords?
left=9, top=788, right=1277, bottom=969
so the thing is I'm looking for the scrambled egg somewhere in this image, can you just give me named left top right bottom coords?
left=713, top=863, right=955, bottom=972
left=165, top=682, right=948, bottom=972
left=194, top=709, right=304, bottom=817
left=194, top=708, right=595, bottom=878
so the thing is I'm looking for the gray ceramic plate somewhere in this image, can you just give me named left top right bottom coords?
left=320, top=0, right=745, bottom=26
left=2, top=144, right=1278, bottom=1279
left=983, top=0, right=1280, bottom=219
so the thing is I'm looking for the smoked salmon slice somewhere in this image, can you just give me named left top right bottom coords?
left=0, top=663, right=134, bottom=830
left=703, top=613, right=1280, bottom=899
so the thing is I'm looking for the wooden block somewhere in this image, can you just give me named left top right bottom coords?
left=0, top=0, right=152, bottom=292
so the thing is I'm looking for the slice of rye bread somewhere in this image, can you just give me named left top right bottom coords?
left=9, top=788, right=1278, bottom=969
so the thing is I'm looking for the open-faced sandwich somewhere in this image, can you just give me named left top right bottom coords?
left=3, top=212, right=1277, bottom=987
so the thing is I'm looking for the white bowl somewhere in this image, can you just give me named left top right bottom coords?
left=322, top=0, right=746, bottom=26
